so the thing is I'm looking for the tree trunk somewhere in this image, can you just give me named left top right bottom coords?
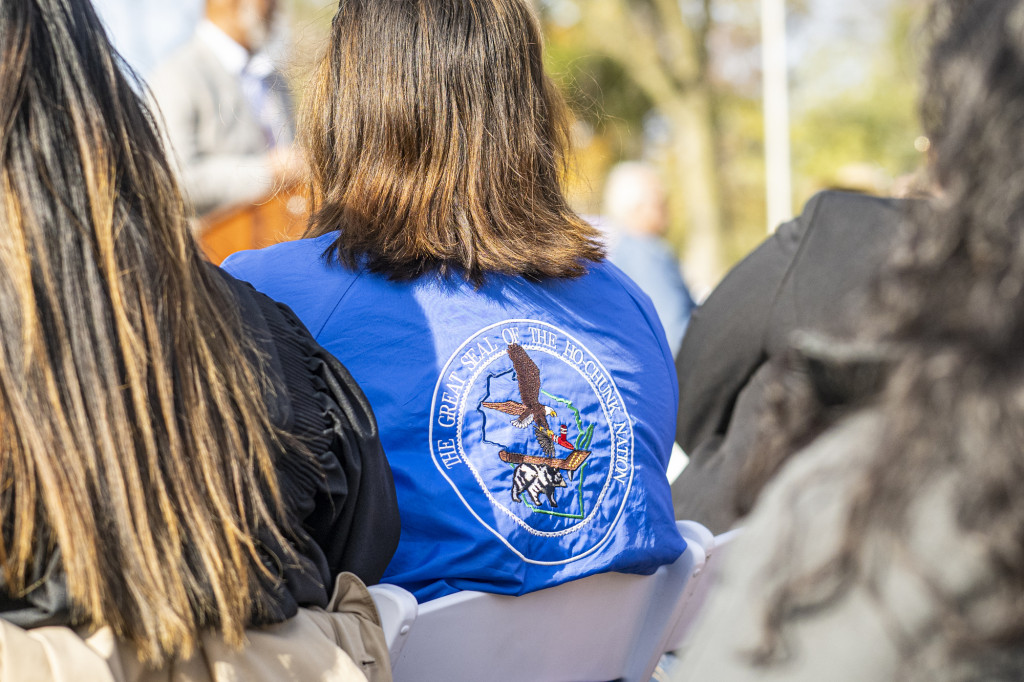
left=664, top=90, right=724, bottom=296
left=575, top=0, right=727, bottom=293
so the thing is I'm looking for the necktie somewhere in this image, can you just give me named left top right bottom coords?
left=240, top=56, right=282, bottom=147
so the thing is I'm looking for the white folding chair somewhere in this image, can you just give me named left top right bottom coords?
left=662, top=525, right=742, bottom=655
left=369, top=520, right=710, bottom=682
left=365, top=582, right=418, bottom=661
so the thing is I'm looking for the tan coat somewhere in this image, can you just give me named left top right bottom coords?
left=0, top=573, right=390, bottom=682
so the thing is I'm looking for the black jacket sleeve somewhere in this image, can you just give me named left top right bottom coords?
left=671, top=192, right=905, bottom=530
left=674, top=195, right=813, bottom=454
left=216, top=268, right=400, bottom=596
left=302, top=346, right=401, bottom=585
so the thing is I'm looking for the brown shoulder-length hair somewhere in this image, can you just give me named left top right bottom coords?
left=302, top=0, right=604, bottom=284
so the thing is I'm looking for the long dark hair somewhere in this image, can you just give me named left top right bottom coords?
left=0, top=0, right=298, bottom=664
left=751, top=0, right=1024, bottom=673
left=301, top=0, right=604, bottom=285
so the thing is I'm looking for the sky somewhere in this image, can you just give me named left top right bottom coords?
left=789, top=0, right=900, bottom=106
left=92, top=0, right=204, bottom=77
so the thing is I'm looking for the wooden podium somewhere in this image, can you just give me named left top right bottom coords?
left=197, top=187, right=309, bottom=265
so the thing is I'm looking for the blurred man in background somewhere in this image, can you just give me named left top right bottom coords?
left=603, top=162, right=696, bottom=357
left=149, top=0, right=304, bottom=216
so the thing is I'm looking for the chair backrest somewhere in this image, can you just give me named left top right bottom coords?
left=663, top=525, right=742, bottom=655
left=365, top=583, right=418, bottom=661
left=370, top=520, right=709, bottom=682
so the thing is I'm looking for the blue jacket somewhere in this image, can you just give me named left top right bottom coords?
left=224, top=235, right=686, bottom=602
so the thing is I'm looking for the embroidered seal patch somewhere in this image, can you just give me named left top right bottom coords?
left=429, top=319, right=634, bottom=565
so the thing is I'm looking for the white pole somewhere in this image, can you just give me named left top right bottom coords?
left=761, top=0, right=792, bottom=232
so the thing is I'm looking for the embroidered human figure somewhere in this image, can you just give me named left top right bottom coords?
left=556, top=424, right=574, bottom=450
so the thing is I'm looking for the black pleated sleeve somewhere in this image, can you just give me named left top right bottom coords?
left=217, top=268, right=401, bottom=621
left=0, top=268, right=400, bottom=630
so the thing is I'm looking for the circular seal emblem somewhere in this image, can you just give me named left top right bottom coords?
left=428, top=319, right=634, bottom=565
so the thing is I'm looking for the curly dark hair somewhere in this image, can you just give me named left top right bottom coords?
left=749, top=0, right=1024, bottom=675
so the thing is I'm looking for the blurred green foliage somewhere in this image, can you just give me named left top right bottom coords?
left=280, top=0, right=925, bottom=279
left=540, top=0, right=925, bottom=274
left=790, top=2, right=924, bottom=201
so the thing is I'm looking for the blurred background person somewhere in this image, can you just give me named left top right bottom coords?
left=603, top=161, right=696, bottom=358
left=149, top=0, right=304, bottom=217
left=676, top=0, right=1024, bottom=677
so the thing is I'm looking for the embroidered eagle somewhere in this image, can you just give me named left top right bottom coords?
left=482, top=343, right=558, bottom=457
left=482, top=343, right=593, bottom=507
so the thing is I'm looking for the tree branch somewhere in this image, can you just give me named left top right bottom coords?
left=581, top=0, right=700, bottom=107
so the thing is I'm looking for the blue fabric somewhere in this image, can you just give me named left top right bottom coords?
left=224, top=235, right=686, bottom=602
left=608, top=234, right=695, bottom=357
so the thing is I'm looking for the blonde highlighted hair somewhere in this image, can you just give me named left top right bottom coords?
left=0, top=0, right=299, bottom=664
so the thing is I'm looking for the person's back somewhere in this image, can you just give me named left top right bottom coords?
left=148, top=0, right=303, bottom=215
left=224, top=0, right=684, bottom=602
left=671, top=190, right=904, bottom=532
left=674, top=1, right=1024, bottom=677
left=228, top=237, right=682, bottom=600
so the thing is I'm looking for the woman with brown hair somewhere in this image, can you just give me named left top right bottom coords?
left=0, top=0, right=398, bottom=670
left=225, top=0, right=684, bottom=602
